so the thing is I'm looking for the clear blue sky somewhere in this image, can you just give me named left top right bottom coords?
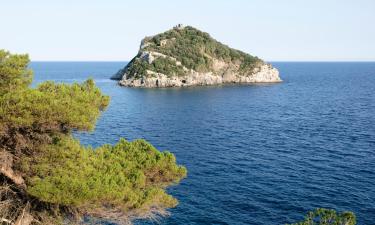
left=1, top=0, right=374, bottom=61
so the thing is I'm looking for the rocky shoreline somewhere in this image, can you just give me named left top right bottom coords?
left=119, top=64, right=281, bottom=88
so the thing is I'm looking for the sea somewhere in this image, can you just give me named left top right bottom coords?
left=30, top=62, right=375, bottom=225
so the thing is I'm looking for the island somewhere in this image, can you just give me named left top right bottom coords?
left=112, top=24, right=281, bottom=87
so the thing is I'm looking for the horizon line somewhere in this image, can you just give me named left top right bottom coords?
left=30, top=60, right=375, bottom=63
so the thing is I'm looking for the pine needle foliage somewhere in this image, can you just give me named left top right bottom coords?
left=288, top=208, right=356, bottom=225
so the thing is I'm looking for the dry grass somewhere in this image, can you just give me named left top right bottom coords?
left=0, top=181, right=24, bottom=224
left=0, top=177, right=172, bottom=225
left=83, top=205, right=170, bottom=225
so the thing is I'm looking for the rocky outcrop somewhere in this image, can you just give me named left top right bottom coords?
left=115, top=25, right=282, bottom=88
left=119, top=64, right=281, bottom=88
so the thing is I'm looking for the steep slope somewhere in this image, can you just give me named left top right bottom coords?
left=114, top=25, right=281, bottom=87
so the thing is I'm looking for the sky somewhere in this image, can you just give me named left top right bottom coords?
left=1, top=0, right=375, bottom=61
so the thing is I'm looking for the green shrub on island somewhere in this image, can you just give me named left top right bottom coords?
left=288, top=208, right=356, bottom=225
left=124, top=26, right=262, bottom=78
left=0, top=49, right=187, bottom=225
left=126, top=57, right=186, bottom=79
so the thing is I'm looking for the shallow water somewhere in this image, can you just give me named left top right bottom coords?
left=31, top=62, right=375, bottom=225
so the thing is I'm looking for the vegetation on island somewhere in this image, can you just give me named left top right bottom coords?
left=0, top=50, right=187, bottom=225
left=125, top=56, right=186, bottom=79
left=288, top=208, right=356, bottom=225
left=120, top=26, right=263, bottom=79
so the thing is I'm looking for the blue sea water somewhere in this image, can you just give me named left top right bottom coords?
left=30, top=62, right=375, bottom=225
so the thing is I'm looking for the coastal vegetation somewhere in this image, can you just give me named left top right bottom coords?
left=125, top=56, right=186, bottom=79
left=0, top=50, right=187, bottom=225
left=289, top=208, right=356, bottom=225
left=144, top=26, right=261, bottom=72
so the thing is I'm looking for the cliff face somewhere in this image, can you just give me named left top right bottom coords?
left=119, top=64, right=280, bottom=87
left=115, top=25, right=281, bottom=87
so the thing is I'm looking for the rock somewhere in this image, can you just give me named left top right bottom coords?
left=119, top=64, right=281, bottom=87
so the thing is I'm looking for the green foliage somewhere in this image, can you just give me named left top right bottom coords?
left=0, top=50, right=187, bottom=223
left=0, top=79, right=109, bottom=132
left=27, top=138, right=186, bottom=211
left=150, top=57, right=186, bottom=77
left=125, top=57, right=186, bottom=79
left=288, top=208, right=356, bottom=225
left=0, top=50, right=32, bottom=94
left=125, top=26, right=262, bottom=78
left=125, top=57, right=149, bottom=79
left=0, top=49, right=109, bottom=133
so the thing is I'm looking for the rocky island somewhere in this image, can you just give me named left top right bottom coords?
left=113, top=24, right=281, bottom=88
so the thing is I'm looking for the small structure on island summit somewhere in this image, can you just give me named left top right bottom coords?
left=112, top=25, right=281, bottom=87
left=173, top=23, right=185, bottom=30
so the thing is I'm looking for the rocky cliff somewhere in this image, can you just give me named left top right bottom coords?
left=114, top=25, right=281, bottom=87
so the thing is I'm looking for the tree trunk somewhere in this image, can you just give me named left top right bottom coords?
left=0, top=151, right=25, bottom=187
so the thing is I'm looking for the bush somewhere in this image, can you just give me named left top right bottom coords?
left=288, top=208, right=356, bottom=225
left=27, top=138, right=186, bottom=210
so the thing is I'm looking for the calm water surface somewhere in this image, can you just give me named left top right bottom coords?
left=31, top=62, right=375, bottom=225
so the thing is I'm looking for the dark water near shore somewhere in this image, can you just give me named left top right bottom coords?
left=30, top=62, right=375, bottom=225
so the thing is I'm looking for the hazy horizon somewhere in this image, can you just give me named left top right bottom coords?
left=2, top=0, right=375, bottom=61
left=29, top=60, right=375, bottom=62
